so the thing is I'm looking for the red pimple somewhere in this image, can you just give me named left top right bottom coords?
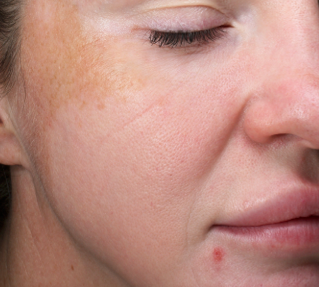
left=213, top=247, right=225, bottom=263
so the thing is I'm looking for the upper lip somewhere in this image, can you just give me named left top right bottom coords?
left=219, top=185, right=319, bottom=227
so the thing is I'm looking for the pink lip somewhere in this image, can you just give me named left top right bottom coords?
left=216, top=217, right=319, bottom=249
left=214, top=186, right=319, bottom=252
left=222, top=187, right=319, bottom=227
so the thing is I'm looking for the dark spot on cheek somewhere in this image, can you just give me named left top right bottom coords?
left=71, top=265, right=74, bottom=271
left=213, top=247, right=225, bottom=263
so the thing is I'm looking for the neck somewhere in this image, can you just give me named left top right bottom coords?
left=0, top=166, right=123, bottom=287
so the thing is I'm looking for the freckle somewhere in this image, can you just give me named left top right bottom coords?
left=71, top=265, right=74, bottom=271
left=213, top=247, right=225, bottom=263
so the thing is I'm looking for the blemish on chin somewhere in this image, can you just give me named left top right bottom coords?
left=212, top=247, right=225, bottom=264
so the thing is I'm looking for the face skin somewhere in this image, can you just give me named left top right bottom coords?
left=1, top=0, right=319, bottom=286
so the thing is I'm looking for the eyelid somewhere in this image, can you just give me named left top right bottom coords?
left=135, top=6, right=229, bottom=32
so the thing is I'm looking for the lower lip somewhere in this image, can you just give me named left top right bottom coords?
left=214, top=217, right=319, bottom=252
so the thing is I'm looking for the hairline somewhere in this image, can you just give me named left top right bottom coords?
left=0, top=0, right=23, bottom=96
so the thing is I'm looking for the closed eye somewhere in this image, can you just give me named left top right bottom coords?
left=149, top=27, right=228, bottom=48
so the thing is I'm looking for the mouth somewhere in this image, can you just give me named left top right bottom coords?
left=213, top=186, right=319, bottom=253
left=223, top=186, right=319, bottom=227
left=215, top=216, right=319, bottom=249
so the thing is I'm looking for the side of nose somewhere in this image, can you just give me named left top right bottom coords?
left=244, top=75, right=319, bottom=149
left=243, top=3, right=319, bottom=149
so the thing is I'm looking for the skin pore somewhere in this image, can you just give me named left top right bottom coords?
left=1, top=0, right=319, bottom=286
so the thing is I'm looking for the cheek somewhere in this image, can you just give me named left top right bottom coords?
left=24, top=81, right=241, bottom=285
left=17, top=1, right=250, bottom=283
left=18, top=45, right=244, bottom=285
left=18, top=2, right=204, bottom=279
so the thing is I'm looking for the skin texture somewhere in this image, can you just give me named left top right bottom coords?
left=1, top=0, right=319, bottom=286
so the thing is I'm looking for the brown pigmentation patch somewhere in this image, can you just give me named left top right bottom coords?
left=17, top=0, right=149, bottom=180
left=20, top=0, right=147, bottom=119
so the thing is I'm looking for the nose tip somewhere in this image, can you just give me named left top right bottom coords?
left=244, top=74, right=319, bottom=149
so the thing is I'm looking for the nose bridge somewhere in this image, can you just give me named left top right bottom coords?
left=263, top=1, right=319, bottom=75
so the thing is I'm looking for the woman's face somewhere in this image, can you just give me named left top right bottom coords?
left=13, top=0, right=319, bottom=286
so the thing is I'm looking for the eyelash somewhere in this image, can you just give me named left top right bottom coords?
left=149, top=27, right=227, bottom=48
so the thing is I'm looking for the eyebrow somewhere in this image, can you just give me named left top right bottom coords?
left=102, top=0, right=148, bottom=9
left=77, top=0, right=219, bottom=15
left=103, top=0, right=214, bottom=9
left=77, top=0, right=146, bottom=12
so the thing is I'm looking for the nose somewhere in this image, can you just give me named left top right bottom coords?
left=243, top=3, right=319, bottom=150
left=244, top=75, right=319, bottom=149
